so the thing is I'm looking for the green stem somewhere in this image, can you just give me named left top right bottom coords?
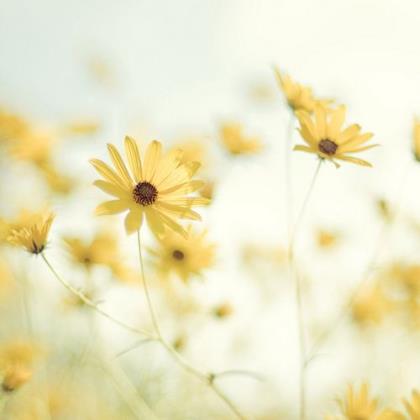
left=136, top=229, right=247, bottom=420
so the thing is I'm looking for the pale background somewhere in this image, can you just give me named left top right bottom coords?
left=1, top=0, right=420, bottom=418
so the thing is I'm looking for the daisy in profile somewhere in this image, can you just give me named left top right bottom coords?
left=90, top=137, right=208, bottom=238
left=7, top=211, right=54, bottom=255
left=328, top=384, right=402, bottom=420
left=294, top=105, right=377, bottom=167
left=274, top=67, right=326, bottom=113
left=149, top=226, right=215, bottom=282
left=219, top=122, right=262, bottom=155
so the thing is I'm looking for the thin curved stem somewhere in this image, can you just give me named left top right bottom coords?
left=288, top=158, right=323, bottom=420
left=136, top=230, right=247, bottom=420
left=213, top=369, right=265, bottom=382
left=41, top=253, right=154, bottom=339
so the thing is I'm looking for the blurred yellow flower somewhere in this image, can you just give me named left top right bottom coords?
left=404, top=389, right=420, bottom=419
left=295, top=105, right=377, bottom=167
left=64, top=230, right=134, bottom=282
left=91, top=137, right=208, bottom=238
left=389, top=263, right=420, bottom=299
left=413, top=118, right=420, bottom=161
left=274, top=67, right=320, bottom=113
left=330, top=383, right=397, bottom=420
left=1, top=365, right=32, bottom=393
left=0, top=108, right=29, bottom=143
left=220, top=122, right=262, bottom=155
left=199, top=179, right=215, bottom=201
left=172, top=137, right=207, bottom=168
left=149, top=226, right=215, bottom=282
left=59, top=119, right=100, bottom=136
left=316, top=229, right=339, bottom=249
left=351, top=285, right=393, bottom=327
left=39, top=163, right=75, bottom=195
left=7, top=211, right=54, bottom=254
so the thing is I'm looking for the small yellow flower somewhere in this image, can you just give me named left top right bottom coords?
left=316, top=229, right=339, bottom=249
left=351, top=285, right=393, bottom=327
left=274, top=67, right=322, bottom=113
left=330, top=383, right=396, bottom=420
left=1, top=365, right=32, bottom=393
left=0, top=108, right=29, bottom=143
left=149, top=226, right=215, bottom=282
left=91, top=137, right=208, bottom=238
left=413, top=118, right=420, bottom=161
left=7, top=211, right=54, bottom=254
left=220, top=122, right=262, bottom=155
left=64, top=230, right=134, bottom=282
left=295, top=105, right=377, bottom=167
left=404, top=389, right=420, bottom=419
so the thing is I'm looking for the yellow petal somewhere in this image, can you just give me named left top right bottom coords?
left=93, top=180, right=131, bottom=199
left=95, top=200, right=130, bottom=215
left=293, top=144, right=315, bottom=154
left=314, top=105, right=326, bottom=138
left=159, top=180, right=204, bottom=196
left=327, top=105, right=346, bottom=139
left=90, top=159, right=126, bottom=187
left=107, top=144, right=133, bottom=188
left=336, top=124, right=361, bottom=144
left=124, top=207, right=143, bottom=234
left=124, top=136, right=142, bottom=182
left=335, top=155, right=372, bottom=167
left=143, top=140, right=162, bottom=182
left=145, top=208, right=165, bottom=237
left=155, top=201, right=202, bottom=220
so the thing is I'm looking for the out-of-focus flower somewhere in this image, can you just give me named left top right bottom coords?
left=64, top=230, right=135, bottom=283
left=91, top=137, right=208, bottom=237
left=413, top=118, right=420, bottom=162
left=220, top=122, right=262, bottom=155
left=388, top=263, right=420, bottom=299
left=0, top=108, right=30, bottom=143
left=212, top=302, right=233, bottom=319
left=274, top=67, right=326, bottom=113
left=39, top=163, right=75, bottom=195
left=295, top=105, right=377, bottom=167
left=329, top=383, right=398, bottom=420
left=376, top=198, right=394, bottom=223
left=404, top=389, right=420, bottom=419
left=59, top=120, right=100, bottom=137
left=247, top=81, right=276, bottom=105
left=1, top=365, right=32, bottom=393
left=172, top=137, right=207, bottom=168
left=0, top=256, right=15, bottom=300
left=87, top=55, right=116, bottom=88
left=149, top=226, right=215, bottom=282
left=316, top=229, right=340, bottom=250
left=0, top=339, right=42, bottom=368
left=7, top=211, right=54, bottom=255
left=8, top=129, right=55, bottom=167
left=351, top=285, right=393, bottom=327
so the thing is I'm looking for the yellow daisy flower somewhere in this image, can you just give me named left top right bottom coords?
left=7, top=212, right=54, bottom=255
left=149, top=226, right=215, bottom=282
left=329, top=383, right=401, bottom=420
left=404, top=389, right=420, bottom=419
left=274, top=67, right=320, bottom=113
left=90, top=137, right=208, bottom=238
left=220, top=122, right=262, bottom=155
left=295, top=105, right=377, bottom=167
left=413, top=118, right=420, bottom=161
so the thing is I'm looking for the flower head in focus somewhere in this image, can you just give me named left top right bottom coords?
left=149, top=226, right=215, bottom=282
left=7, top=211, right=54, bottom=255
left=220, top=122, right=262, bottom=155
left=295, top=105, right=377, bottom=167
left=90, top=137, right=208, bottom=238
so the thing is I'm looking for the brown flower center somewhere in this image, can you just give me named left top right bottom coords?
left=172, top=250, right=185, bottom=260
left=132, top=182, right=158, bottom=206
left=318, top=139, right=338, bottom=156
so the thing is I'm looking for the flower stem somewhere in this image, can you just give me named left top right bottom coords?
left=41, top=253, right=154, bottom=339
left=136, top=230, right=247, bottom=420
left=288, top=158, right=323, bottom=420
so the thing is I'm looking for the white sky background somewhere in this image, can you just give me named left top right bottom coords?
left=1, top=0, right=420, bottom=418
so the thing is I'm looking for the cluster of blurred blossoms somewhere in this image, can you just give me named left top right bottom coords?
left=1, top=64, right=420, bottom=419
